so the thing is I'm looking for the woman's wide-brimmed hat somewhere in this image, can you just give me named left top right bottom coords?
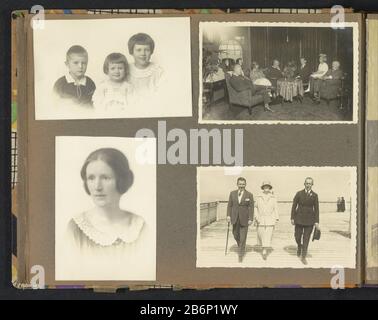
left=261, top=181, right=273, bottom=190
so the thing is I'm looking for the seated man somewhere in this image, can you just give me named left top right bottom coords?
left=296, top=57, right=312, bottom=84
left=322, top=60, right=343, bottom=80
left=229, top=64, right=273, bottom=112
left=313, top=60, right=343, bottom=103
left=264, top=59, right=283, bottom=97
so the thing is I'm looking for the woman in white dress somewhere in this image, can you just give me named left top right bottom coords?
left=63, top=148, right=154, bottom=281
left=306, top=53, right=329, bottom=98
left=254, top=181, right=279, bottom=261
left=250, top=61, right=272, bottom=87
left=310, top=53, right=329, bottom=79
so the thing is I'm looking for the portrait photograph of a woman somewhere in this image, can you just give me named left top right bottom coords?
left=55, top=136, right=156, bottom=281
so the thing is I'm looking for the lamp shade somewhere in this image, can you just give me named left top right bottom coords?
left=218, top=39, right=243, bottom=61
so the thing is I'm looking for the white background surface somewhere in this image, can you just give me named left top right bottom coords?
left=55, top=136, right=156, bottom=280
left=34, top=17, right=192, bottom=119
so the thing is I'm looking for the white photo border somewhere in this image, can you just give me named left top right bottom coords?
left=196, top=166, right=358, bottom=269
left=198, top=21, right=360, bottom=125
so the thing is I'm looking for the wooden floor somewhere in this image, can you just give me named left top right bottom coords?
left=198, top=212, right=355, bottom=268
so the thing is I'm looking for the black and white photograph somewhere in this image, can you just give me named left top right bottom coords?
left=367, top=168, right=378, bottom=268
left=370, top=219, right=378, bottom=267
left=197, top=167, right=357, bottom=268
left=33, top=17, right=192, bottom=120
left=199, top=22, right=359, bottom=124
left=55, top=136, right=156, bottom=281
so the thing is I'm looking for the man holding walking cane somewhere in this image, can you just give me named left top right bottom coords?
left=226, top=177, right=254, bottom=262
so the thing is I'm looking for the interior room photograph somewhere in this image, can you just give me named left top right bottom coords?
left=201, top=24, right=355, bottom=122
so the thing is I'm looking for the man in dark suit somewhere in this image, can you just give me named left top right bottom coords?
left=296, top=57, right=312, bottom=84
left=227, top=177, right=254, bottom=262
left=323, top=61, right=343, bottom=80
left=265, top=59, right=283, bottom=90
left=229, top=64, right=273, bottom=112
left=291, top=177, right=320, bottom=265
left=312, top=60, right=343, bottom=103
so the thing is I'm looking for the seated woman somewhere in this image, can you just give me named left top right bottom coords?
left=250, top=61, right=272, bottom=87
left=307, top=53, right=329, bottom=95
left=311, top=54, right=329, bottom=78
left=249, top=61, right=273, bottom=98
left=229, top=64, right=273, bottom=112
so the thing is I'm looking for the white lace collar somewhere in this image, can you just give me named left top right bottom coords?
left=129, top=62, right=160, bottom=78
left=73, top=211, right=145, bottom=247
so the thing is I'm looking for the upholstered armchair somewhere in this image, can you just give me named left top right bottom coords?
left=224, top=73, right=265, bottom=115
left=319, top=73, right=348, bottom=108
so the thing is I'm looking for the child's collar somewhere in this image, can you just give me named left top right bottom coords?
left=65, top=73, right=87, bottom=86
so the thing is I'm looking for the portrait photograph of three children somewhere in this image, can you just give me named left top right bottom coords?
left=33, top=17, right=192, bottom=119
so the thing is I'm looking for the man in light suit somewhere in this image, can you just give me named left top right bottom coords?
left=227, top=177, right=254, bottom=262
left=291, top=177, right=320, bottom=265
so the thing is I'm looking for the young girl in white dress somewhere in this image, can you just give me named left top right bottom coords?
left=127, top=33, right=163, bottom=103
left=93, top=53, right=133, bottom=114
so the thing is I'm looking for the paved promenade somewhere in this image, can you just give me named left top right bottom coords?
left=198, top=211, right=355, bottom=268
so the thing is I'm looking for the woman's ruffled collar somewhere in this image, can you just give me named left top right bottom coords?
left=72, top=211, right=145, bottom=247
